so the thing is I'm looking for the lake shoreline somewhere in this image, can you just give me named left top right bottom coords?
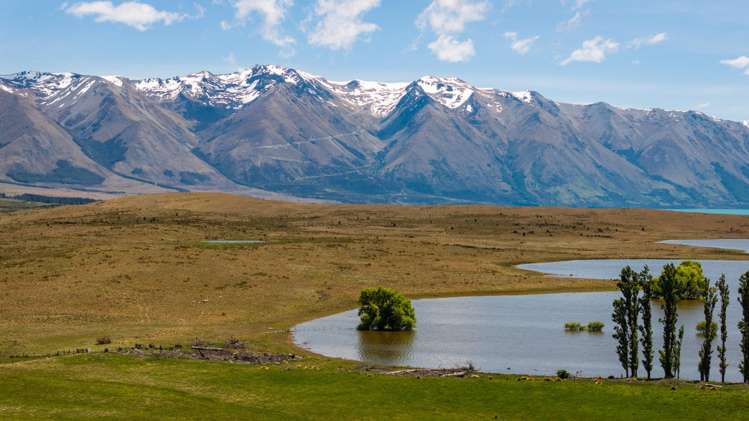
left=294, top=239, right=749, bottom=382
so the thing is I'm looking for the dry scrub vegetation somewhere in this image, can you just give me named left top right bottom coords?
left=1, top=192, right=748, bottom=357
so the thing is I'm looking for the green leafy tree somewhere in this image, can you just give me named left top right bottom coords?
left=658, top=263, right=681, bottom=378
left=739, top=272, right=749, bottom=383
left=717, top=275, right=730, bottom=383
left=653, top=261, right=707, bottom=300
left=612, top=298, right=629, bottom=377
left=617, top=266, right=641, bottom=377
left=357, top=287, right=416, bottom=331
left=639, top=266, right=655, bottom=380
left=698, top=280, right=718, bottom=382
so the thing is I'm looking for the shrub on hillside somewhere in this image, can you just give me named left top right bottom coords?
left=357, top=287, right=415, bottom=331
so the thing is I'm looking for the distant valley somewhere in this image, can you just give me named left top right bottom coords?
left=2, top=65, right=749, bottom=207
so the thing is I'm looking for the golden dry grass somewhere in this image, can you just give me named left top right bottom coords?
left=2, top=192, right=748, bottom=356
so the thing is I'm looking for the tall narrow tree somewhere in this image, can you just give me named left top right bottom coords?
left=717, top=275, right=730, bottom=384
left=616, top=266, right=640, bottom=377
left=658, top=264, right=680, bottom=379
left=739, top=271, right=749, bottom=384
left=612, top=297, right=629, bottom=377
left=639, top=266, right=654, bottom=380
left=698, top=279, right=717, bottom=382
left=674, top=326, right=685, bottom=380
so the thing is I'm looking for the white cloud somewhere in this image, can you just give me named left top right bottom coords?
left=629, top=32, right=667, bottom=49
left=307, top=0, right=380, bottom=50
left=721, top=56, right=749, bottom=72
left=416, top=0, right=489, bottom=63
left=557, top=9, right=589, bottom=31
left=504, top=32, right=539, bottom=55
left=225, top=0, right=295, bottom=48
left=64, top=1, right=186, bottom=31
left=561, top=36, right=619, bottom=65
left=417, top=0, right=489, bottom=34
left=428, top=34, right=475, bottom=63
left=570, top=0, right=591, bottom=10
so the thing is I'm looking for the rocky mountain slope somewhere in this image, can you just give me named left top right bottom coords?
left=1, top=65, right=748, bottom=207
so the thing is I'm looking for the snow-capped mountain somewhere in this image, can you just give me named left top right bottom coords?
left=2, top=65, right=749, bottom=207
left=134, top=65, right=326, bottom=109
left=131, top=68, right=539, bottom=118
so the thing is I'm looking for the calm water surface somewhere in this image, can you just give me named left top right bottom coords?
left=667, top=209, right=749, bottom=216
left=295, top=257, right=749, bottom=382
left=660, top=239, right=749, bottom=254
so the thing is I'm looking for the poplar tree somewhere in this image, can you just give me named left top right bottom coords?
left=658, top=264, right=680, bottom=379
left=674, top=326, right=685, bottom=380
left=639, top=266, right=654, bottom=380
left=717, top=275, right=730, bottom=383
left=616, top=266, right=640, bottom=377
left=739, top=271, right=749, bottom=384
left=698, top=280, right=717, bottom=382
left=612, top=297, right=629, bottom=377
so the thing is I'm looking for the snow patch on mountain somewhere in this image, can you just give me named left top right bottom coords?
left=511, top=91, right=533, bottom=103
left=0, top=71, right=78, bottom=98
left=0, top=72, right=116, bottom=109
left=135, top=65, right=317, bottom=109
left=416, top=76, right=474, bottom=109
left=102, top=75, right=123, bottom=87
left=322, top=79, right=409, bottom=116
left=743, top=120, right=749, bottom=129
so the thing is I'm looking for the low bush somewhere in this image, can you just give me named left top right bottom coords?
left=564, top=322, right=583, bottom=332
left=586, top=321, right=605, bottom=332
left=96, top=337, right=112, bottom=345
left=695, top=321, right=718, bottom=337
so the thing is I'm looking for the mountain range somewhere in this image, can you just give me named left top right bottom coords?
left=1, top=65, right=749, bottom=207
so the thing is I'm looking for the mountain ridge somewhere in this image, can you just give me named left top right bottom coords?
left=1, top=65, right=748, bottom=207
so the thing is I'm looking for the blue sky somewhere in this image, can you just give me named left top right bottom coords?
left=2, top=0, right=748, bottom=120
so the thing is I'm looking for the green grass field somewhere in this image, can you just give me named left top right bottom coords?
left=2, top=354, right=749, bottom=420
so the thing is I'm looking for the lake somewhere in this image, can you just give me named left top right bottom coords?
left=294, top=252, right=749, bottom=381
left=667, top=209, right=749, bottom=216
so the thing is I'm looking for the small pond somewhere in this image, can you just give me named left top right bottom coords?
left=294, top=255, right=749, bottom=382
left=201, top=240, right=265, bottom=245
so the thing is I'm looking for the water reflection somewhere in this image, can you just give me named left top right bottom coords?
left=357, top=330, right=415, bottom=363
